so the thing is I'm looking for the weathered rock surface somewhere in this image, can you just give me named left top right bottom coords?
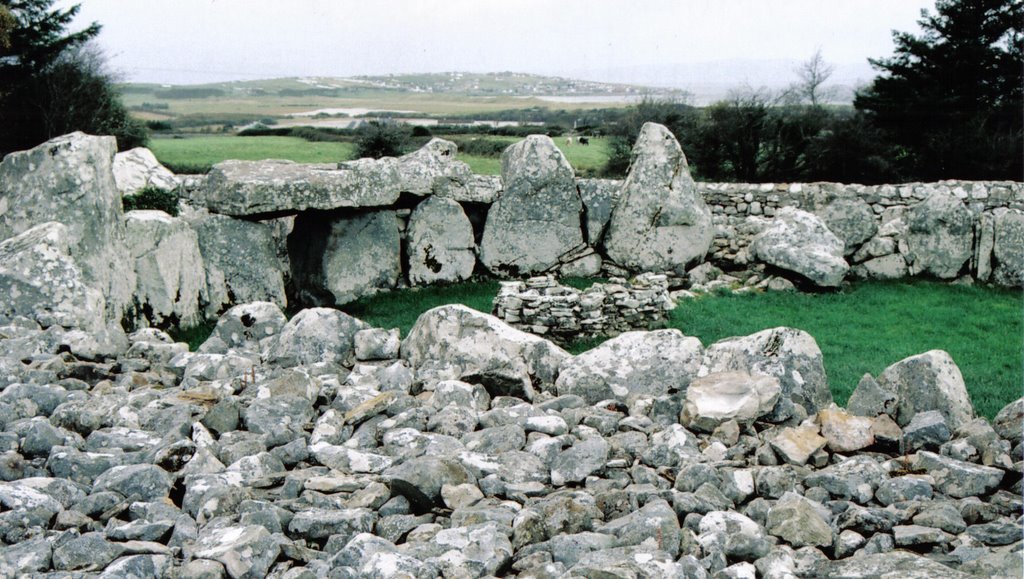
left=555, top=329, right=703, bottom=405
left=876, top=349, right=974, bottom=430
left=320, top=210, right=401, bottom=305
left=576, top=178, right=622, bottom=245
left=203, top=157, right=401, bottom=216
left=811, top=196, right=878, bottom=256
left=992, top=209, right=1024, bottom=286
left=479, top=135, right=585, bottom=275
left=905, top=190, right=974, bottom=278
left=604, top=122, right=713, bottom=274
left=0, top=222, right=106, bottom=332
left=406, top=196, right=476, bottom=285
left=403, top=305, right=568, bottom=399
left=680, top=371, right=781, bottom=432
left=125, top=210, right=206, bottom=328
left=396, top=137, right=473, bottom=196
left=700, top=327, right=834, bottom=420
left=0, top=132, right=136, bottom=322
left=189, top=213, right=287, bottom=316
left=112, top=146, right=179, bottom=196
left=750, top=207, right=849, bottom=287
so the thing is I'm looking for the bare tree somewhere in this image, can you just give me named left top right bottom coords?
left=795, top=48, right=835, bottom=106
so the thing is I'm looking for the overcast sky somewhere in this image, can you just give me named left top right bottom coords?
left=65, top=0, right=936, bottom=86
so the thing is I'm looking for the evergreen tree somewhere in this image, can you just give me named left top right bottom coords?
left=855, top=0, right=1023, bottom=180
left=0, top=0, right=145, bottom=155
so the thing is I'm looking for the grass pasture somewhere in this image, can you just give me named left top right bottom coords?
left=343, top=280, right=1023, bottom=419
left=149, top=133, right=612, bottom=176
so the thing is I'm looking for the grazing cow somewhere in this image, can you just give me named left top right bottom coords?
left=565, top=136, right=574, bottom=146
left=578, top=136, right=590, bottom=146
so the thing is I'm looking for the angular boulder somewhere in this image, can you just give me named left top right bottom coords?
left=321, top=210, right=400, bottom=305
left=876, top=350, right=974, bottom=430
left=0, top=222, right=106, bottom=332
left=811, top=196, right=878, bottom=256
left=681, top=371, right=781, bottom=432
left=0, top=132, right=135, bottom=322
left=112, top=147, right=179, bottom=196
left=406, top=197, right=476, bottom=286
left=402, top=305, right=569, bottom=399
left=203, top=157, right=400, bottom=216
left=479, top=135, right=585, bottom=276
left=263, top=307, right=367, bottom=368
left=750, top=207, right=849, bottom=287
left=700, top=327, right=833, bottom=421
left=555, top=329, right=703, bottom=405
left=905, top=190, right=974, bottom=278
left=198, top=301, right=287, bottom=356
left=396, top=138, right=473, bottom=196
left=189, top=213, right=287, bottom=316
left=577, top=178, right=622, bottom=246
left=604, top=122, right=713, bottom=274
left=124, top=210, right=206, bottom=329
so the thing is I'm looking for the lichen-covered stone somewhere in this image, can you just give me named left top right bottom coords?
left=406, top=197, right=476, bottom=285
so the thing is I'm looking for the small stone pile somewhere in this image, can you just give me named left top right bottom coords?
left=492, top=273, right=676, bottom=342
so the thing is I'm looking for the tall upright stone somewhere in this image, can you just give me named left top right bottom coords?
left=406, top=197, right=476, bottom=286
left=992, top=209, right=1024, bottom=287
left=0, top=132, right=136, bottom=323
left=604, top=123, right=713, bottom=274
left=905, top=191, right=974, bottom=279
left=479, top=135, right=585, bottom=276
left=321, top=210, right=401, bottom=305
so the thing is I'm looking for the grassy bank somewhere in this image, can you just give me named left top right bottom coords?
left=343, top=279, right=1023, bottom=419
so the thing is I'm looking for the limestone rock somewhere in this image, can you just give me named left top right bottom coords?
left=382, top=456, right=475, bottom=512
left=913, top=451, right=1004, bottom=498
left=406, top=197, right=476, bottom=285
left=853, top=254, right=908, bottom=280
left=992, top=397, right=1023, bottom=445
left=821, top=551, right=972, bottom=578
left=555, top=329, right=703, bottom=405
left=846, top=373, right=898, bottom=418
left=750, top=207, right=849, bottom=287
left=769, top=424, right=827, bottom=466
left=402, top=305, right=569, bottom=399
left=263, top=307, right=367, bottom=368
left=203, top=157, right=400, bottom=216
left=700, top=327, right=833, bottom=421
left=550, top=437, right=609, bottom=486
left=0, top=132, right=136, bottom=322
left=193, top=525, right=281, bottom=579
left=198, top=301, right=287, bottom=355
left=189, top=213, right=287, bottom=316
left=905, top=191, right=974, bottom=278
left=767, top=492, right=834, bottom=548
left=817, top=405, right=875, bottom=452
left=396, top=138, right=473, bottom=196
left=125, top=210, right=206, bottom=328
left=812, top=197, right=878, bottom=256
left=321, top=210, right=400, bottom=305
left=604, top=123, right=713, bottom=274
left=0, top=222, right=106, bottom=332
left=479, top=135, right=585, bottom=276
left=680, top=371, right=781, bottom=432
left=112, top=147, right=179, bottom=196
left=992, top=209, right=1024, bottom=286
left=876, top=350, right=974, bottom=429
left=577, top=178, right=622, bottom=245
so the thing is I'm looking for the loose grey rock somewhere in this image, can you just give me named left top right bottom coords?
left=902, top=409, right=952, bottom=452
left=263, top=307, right=367, bottom=368
left=551, top=437, right=609, bottom=486
left=193, top=524, right=281, bottom=579
left=681, top=371, right=781, bottom=432
left=555, top=329, right=703, bottom=405
left=750, top=207, right=849, bottom=287
left=845, top=373, right=898, bottom=418
left=913, top=451, right=1004, bottom=498
left=92, top=463, right=172, bottom=502
left=198, top=301, right=287, bottom=355
left=821, top=550, right=972, bottom=578
left=877, top=349, right=974, bottom=430
left=383, top=456, right=475, bottom=513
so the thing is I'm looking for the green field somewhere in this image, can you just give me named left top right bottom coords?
left=342, top=280, right=1023, bottom=419
left=149, top=136, right=356, bottom=173
left=150, top=134, right=612, bottom=176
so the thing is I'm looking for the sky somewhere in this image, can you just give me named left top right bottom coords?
left=63, top=0, right=937, bottom=88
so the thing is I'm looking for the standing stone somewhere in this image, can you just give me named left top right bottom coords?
left=992, top=209, right=1024, bottom=287
left=750, top=207, right=849, bottom=287
left=0, top=132, right=136, bottom=323
left=189, top=213, right=287, bottom=317
left=125, top=210, right=206, bottom=329
left=112, top=147, right=179, bottom=196
left=876, top=350, right=974, bottom=430
left=479, top=135, right=585, bottom=276
left=604, top=123, right=713, bottom=274
left=905, top=191, right=974, bottom=278
left=0, top=222, right=106, bottom=332
left=974, top=212, right=995, bottom=282
left=577, top=178, right=622, bottom=245
left=321, top=210, right=400, bottom=305
left=406, top=197, right=476, bottom=285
